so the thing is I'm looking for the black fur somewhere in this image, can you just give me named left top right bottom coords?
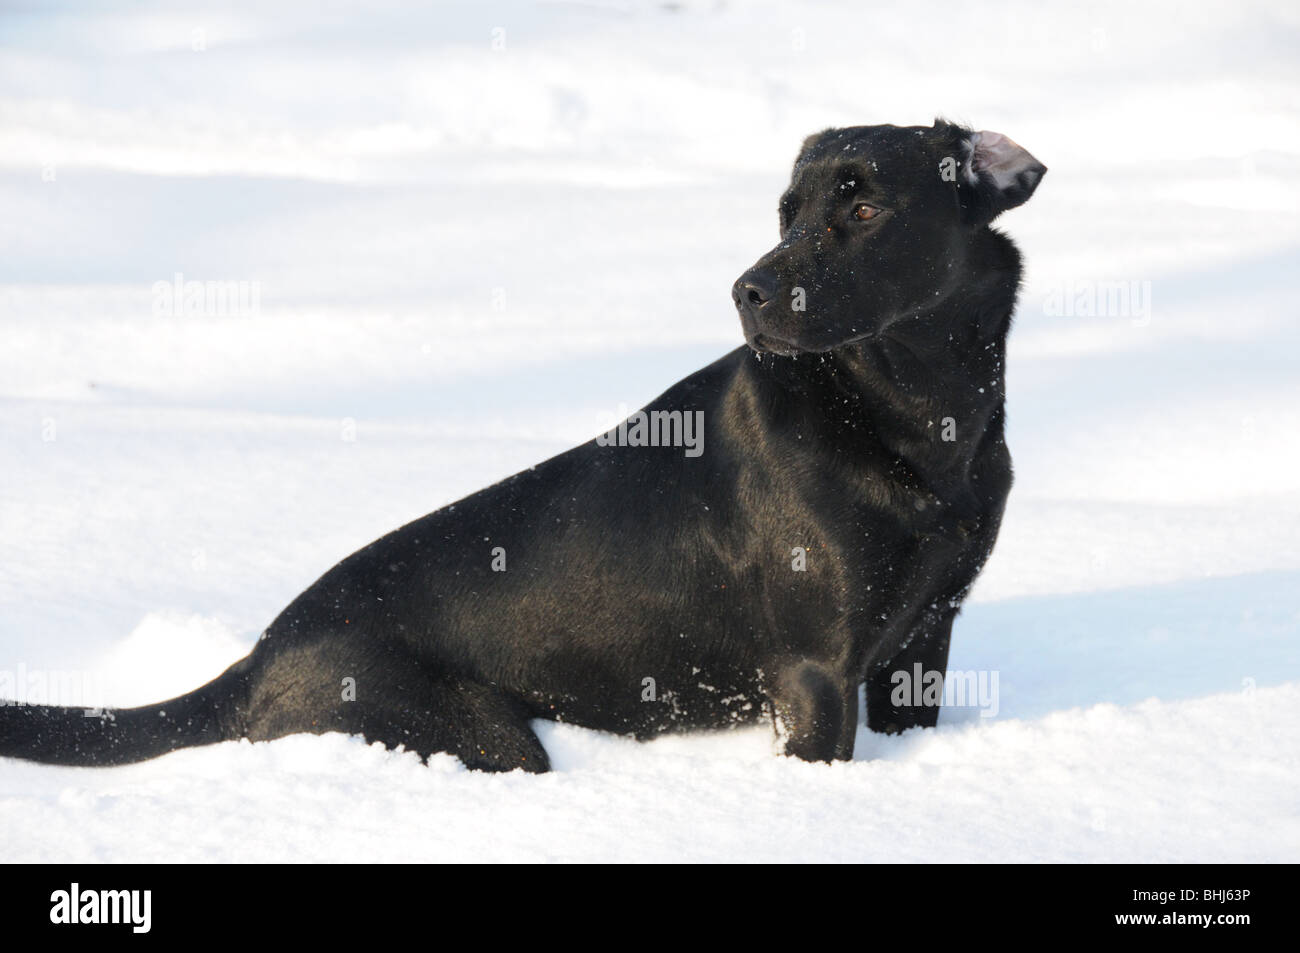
left=1, top=120, right=1044, bottom=771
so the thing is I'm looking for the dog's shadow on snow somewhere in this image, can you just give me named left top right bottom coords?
left=853, top=569, right=1298, bottom=762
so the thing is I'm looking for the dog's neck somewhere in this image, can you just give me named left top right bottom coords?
left=748, top=229, right=1020, bottom=494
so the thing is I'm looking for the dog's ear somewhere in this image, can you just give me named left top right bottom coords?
left=956, top=129, right=1046, bottom=225
left=793, top=127, right=836, bottom=175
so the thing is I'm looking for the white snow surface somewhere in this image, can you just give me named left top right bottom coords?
left=2, top=0, right=1298, bottom=862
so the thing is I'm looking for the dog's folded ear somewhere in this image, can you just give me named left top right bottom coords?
left=957, top=130, right=1046, bottom=225
left=793, top=127, right=836, bottom=174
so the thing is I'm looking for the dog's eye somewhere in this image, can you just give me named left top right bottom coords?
left=853, top=203, right=882, bottom=222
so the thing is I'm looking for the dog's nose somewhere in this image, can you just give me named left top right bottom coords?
left=732, top=269, right=778, bottom=311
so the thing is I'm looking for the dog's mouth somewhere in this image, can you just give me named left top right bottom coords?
left=746, top=332, right=800, bottom=357
left=747, top=327, right=883, bottom=357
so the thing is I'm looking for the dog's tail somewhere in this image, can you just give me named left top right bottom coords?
left=0, top=660, right=249, bottom=766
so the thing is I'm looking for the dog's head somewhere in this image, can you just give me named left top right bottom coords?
left=733, top=120, right=1045, bottom=356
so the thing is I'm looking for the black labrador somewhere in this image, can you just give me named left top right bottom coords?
left=1, top=119, right=1044, bottom=771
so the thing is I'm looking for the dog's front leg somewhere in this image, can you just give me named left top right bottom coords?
left=769, top=660, right=858, bottom=763
left=864, top=610, right=956, bottom=734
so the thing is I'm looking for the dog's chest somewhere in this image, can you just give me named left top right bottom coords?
left=798, top=452, right=1008, bottom=637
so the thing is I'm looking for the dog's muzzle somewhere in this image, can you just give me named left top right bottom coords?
left=733, top=267, right=796, bottom=355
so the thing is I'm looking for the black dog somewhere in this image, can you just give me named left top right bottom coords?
left=1, top=120, right=1044, bottom=771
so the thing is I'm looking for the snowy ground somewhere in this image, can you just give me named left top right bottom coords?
left=1, top=0, right=1298, bottom=862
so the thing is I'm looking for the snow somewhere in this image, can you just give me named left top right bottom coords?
left=2, top=0, right=1298, bottom=862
